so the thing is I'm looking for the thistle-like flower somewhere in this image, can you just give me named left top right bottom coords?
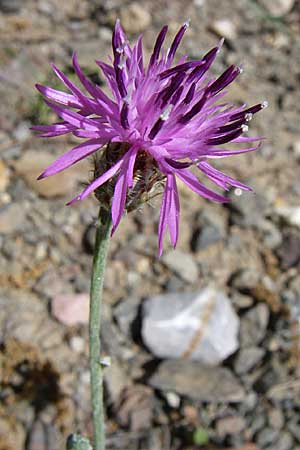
left=33, top=21, right=267, bottom=255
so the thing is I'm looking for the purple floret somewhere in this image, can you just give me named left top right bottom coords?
left=33, top=20, right=267, bottom=256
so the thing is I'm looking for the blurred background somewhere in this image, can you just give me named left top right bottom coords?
left=0, top=0, right=300, bottom=449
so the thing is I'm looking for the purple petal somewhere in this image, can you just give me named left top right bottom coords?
left=229, top=103, right=266, bottom=121
left=51, top=63, right=91, bottom=107
left=165, top=158, right=191, bottom=169
left=175, top=168, right=229, bottom=202
left=35, top=84, right=83, bottom=108
left=158, top=180, right=170, bottom=257
left=31, top=122, right=76, bottom=137
left=198, top=161, right=252, bottom=191
left=38, top=138, right=104, bottom=179
left=207, top=65, right=241, bottom=96
left=67, top=155, right=125, bottom=205
left=205, top=143, right=261, bottom=158
left=183, top=82, right=196, bottom=104
left=149, top=25, right=168, bottom=67
left=206, top=127, right=243, bottom=145
left=44, top=100, right=100, bottom=131
left=120, top=102, right=129, bottom=129
left=111, top=144, right=139, bottom=232
left=72, top=52, right=117, bottom=114
left=159, top=61, right=199, bottom=80
left=179, top=92, right=208, bottom=124
left=167, top=22, right=189, bottom=64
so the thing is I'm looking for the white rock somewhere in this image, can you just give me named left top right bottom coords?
left=260, top=0, right=295, bottom=16
left=275, top=204, right=300, bottom=228
left=142, top=287, right=239, bottom=364
left=292, top=140, right=300, bottom=160
left=0, top=160, right=10, bottom=192
left=120, top=3, right=151, bottom=34
left=69, top=335, right=85, bottom=353
left=211, top=19, right=237, bottom=40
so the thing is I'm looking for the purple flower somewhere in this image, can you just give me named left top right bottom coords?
left=33, top=21, right=267, bottom=256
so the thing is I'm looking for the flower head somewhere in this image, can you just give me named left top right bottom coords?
left=33, top=20, right=267, bottom=255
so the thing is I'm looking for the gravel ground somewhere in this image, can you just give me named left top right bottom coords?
left=0, top=1, right=300, bottom=449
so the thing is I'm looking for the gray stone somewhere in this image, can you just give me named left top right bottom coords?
left=0, top=203, right=27, bottom=234
left=268, top=408, right=285, bottom=430
left=265, top=432, right=294, bottom=450
left=104, top=360, right=130, bottom=406
left=0, top=0, right=22, bottom=13
left=260, top=220, right=283, bottom=249
left=240, top=303, right=270, bottom=347
left=234, top=347, right=265, bottom=375
left=277, top=231, right=300, bottom=269
left=257, top=427, right=280, bottom=447
left=231, top=292, right=254, bottom=309
left=162, top=250, right=199, bottom=283
left=149, top=360, right=245, bottom=403
left=259, top=0, right=295, bottom=17
left=288, top=422, right=300, bottom=442
left=228, top=182, right=270, bottom=227
left=191, top=208, right=226, bottom=252
left=231, top=267, right=260, bottom=291
left=192, top=223, right=223, bottom=250
left=114, top=296, right=141, bottom=337
left=13, top=121, right=31, bottom=142
left=216, top=415, right=246, bottom=438
left=250, top=414, right=266, bottom=435
left=119, top=2, right=151, bottom=34
left=13, top=149, right=89, bottom=198
left=142, top=288, right=239, bottom=364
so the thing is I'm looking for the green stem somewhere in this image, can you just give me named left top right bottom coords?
left=89, top=208, right=112, bottom=450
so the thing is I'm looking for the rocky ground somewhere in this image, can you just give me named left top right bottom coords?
left=1, top=0, right=300, bottom=449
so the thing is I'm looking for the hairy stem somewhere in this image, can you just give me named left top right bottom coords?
left=89, top=208, right=112, bottom=450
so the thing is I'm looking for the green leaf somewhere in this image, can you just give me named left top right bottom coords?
left=193, top=427, right=209, bottom=446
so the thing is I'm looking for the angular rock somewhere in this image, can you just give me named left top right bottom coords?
left=211, top=19, right=237, bottom=40
left=228, top=182, right=270, bottom=227
left=259, top=0, right=295, bottom=16
left=142, top=288, right=239, bottom=364
left=191, top=208, right=226, bottom=252
left=52, top=293, right=90, bottom=326
left=257, top=427, right=280, bottom=447
left=149, top=360, right=245, bottom=403
left=0, top=160, right=10, bottom=192
left=265, top=432, right=293, bottom=450
left=162, top=249, right=199, bottom=283
left=260, top=220, right=283, bottom=249
left=13, top=149, right=89, bottom=198
left=268, top=408, right=284, bottom=430
left=240, top=303, right=269, bottom=347
left=120, top=3, right=151, bottom=34
left=288, top=421, right=300, bottom=442
left=116, top=385, right=154, bottom=431
left=231, top=268, right=260, bottom=292
left=191, top=223, right=223, bottom=251
left=114, top=296, right=141, bottom=337
left=234, top=347, right=265, bottom=375
left=104, top=360, right=130, bottom=406
left=0, top=203, right=26, bottom=234
left=216, top=415, right=246, bottom=438
left=277, top=231, right=300, bottom=269
left=275, top=204, right=300, bottom=228
left=0, top=0, right=22, bottom=13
